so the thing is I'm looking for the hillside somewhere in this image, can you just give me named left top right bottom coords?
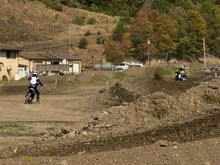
left=0, top=0, right=118, bottom=64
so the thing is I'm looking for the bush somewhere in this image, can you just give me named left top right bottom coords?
left=150, top=99, right=170, bottom=119
left=87, top=18, right=96, bottom=25
left=41, top=0, right=63, bottom=11
left=112, top=20, right=127, bottom=42
left=78, top=38, right=88, bottom=49
left=151, top=105, right=169, bottom=119
left=85, top=30, right=91, bottom=36
left=72, top=16, right=86, bottom=26
left=96, top=35, right=105, bottom=45
left=60, top=0, right=80, bottom=7
left=97, top=30, right=101, bottom=35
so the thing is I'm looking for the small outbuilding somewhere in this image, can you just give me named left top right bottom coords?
left=19, top=51, right=81, bottom=75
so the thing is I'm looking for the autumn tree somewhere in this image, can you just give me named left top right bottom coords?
left=104, top=41, right=126, bottom=64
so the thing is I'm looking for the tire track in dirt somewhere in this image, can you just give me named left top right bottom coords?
left=2, top=109, right=220, bottom=158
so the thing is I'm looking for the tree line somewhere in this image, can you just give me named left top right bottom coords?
left=39, top=0, right=220, bottom=63
left=103, top=0, right=220, bottom=63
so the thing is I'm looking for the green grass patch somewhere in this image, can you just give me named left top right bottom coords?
left=87, top=18, right=96, bottom=25
left=153, top=67, right=174, bottom=80
left=0, top=123, right=28, bottom=136
left=46, top=127, right=55, bottom=132
left=90, top=74, right=109, bottom=85
left=113, top=72, right=126, bottom=81
left=72, top=16, right=86, bottom=26
left=202, top=94, right=220, bottom=104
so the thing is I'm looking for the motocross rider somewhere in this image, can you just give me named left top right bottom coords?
left=176, top=65, right=187, bottom=80
left=28, top=71, right=43, bottom=103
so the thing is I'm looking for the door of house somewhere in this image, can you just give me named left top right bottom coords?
left=73, top=62, right=80, bottom=74
left=69, top=64, right=73, bottom=73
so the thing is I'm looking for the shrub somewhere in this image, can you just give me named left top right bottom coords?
left=87, top=18, right=96, bottom=25
left=97, top=30, right=101, bottom=35
left=151, top=105, right=169, bottom=119
left=41, top=0, right=63, bottom=11
left=104, top=42, right=125, bottom=64
left=85, top=30, right=91, bottom=36
left=60, top=0, right=80, bottom=7
left=150, top=99, right=170, bottom=119
left=72, top=16, right=86, bottom=26
left=78, top=38, right=88, bottom=49
left=96, top=35, right=105, bottom=45
left=112, top=20, right=127, bottom=41
left=202, top=95, right=219, bottom=104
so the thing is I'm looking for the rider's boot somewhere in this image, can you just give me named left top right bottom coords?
left=36, top=95, right=40, bottom=104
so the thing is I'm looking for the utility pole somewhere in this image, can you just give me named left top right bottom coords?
left=203, top=38, right=207, bottom=69
left=68, top=24, right=71, bottom=55
left=165, top=52, right=168, bottom=65
left=147, top=39, right=151, bottom=67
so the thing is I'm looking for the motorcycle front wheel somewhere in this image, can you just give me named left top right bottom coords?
left=24, top=93, right=32, bottom=104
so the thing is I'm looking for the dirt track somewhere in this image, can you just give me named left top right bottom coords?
left=0, top=68, right=220, bottom=164
left=0, top=86, right=106, bottom=122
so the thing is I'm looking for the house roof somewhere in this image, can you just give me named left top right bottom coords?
left=49, top=52, right=81, bottom=61
left=19, top=51, right=62, bottom=60
left=0, top=43, right=22, bottom=51
left=19, top=51, right=81, bottom=61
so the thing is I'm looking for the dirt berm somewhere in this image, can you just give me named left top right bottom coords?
left=1, top=70, right=220, bottom=158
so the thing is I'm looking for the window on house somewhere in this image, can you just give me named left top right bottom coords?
left=34, top=60, right=43, bottom=63
left=6, top=51, right=17, bottom=59
left=51, top=61, right=59, bottom=65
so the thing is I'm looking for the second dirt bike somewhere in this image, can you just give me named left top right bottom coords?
left=175, top=72, right=188, bottom=81
left=24, top=86, right=36, bottom=104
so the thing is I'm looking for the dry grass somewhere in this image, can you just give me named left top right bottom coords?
left=203, top=55, right=220, bottom=65
left=0, top=0, right=119, bottom=64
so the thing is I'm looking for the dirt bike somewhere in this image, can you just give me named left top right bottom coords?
left=24, top=85, right=36, bottom=104
left=175, top=72, right=188, bottom=81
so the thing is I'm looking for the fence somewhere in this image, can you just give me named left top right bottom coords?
left=36, top=64, right=69, bottom=73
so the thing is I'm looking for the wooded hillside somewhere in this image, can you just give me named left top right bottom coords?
left=52, top=0, right=220, bottom=62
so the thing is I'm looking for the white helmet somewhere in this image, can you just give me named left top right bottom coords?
left=32, top=71, right=38, bottom=77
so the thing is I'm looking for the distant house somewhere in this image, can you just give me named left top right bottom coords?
left=0, top=44, right=21, bottom=80
left=19, top=51, right=81, bottom=75
left=49, top=52, right=81, bottom=75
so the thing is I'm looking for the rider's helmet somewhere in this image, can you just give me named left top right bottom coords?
left=180, top=65, right=186, bottom=70
left=32, top=71, right=38, bottom=77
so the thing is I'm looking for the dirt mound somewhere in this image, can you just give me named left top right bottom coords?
left=99, top=82, right=141, bottom=106
left=98, top=67, right=208, bottom=106
left=54, top=78, right=220, bottom=140
left=17, top=79, right=219, bottom=139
